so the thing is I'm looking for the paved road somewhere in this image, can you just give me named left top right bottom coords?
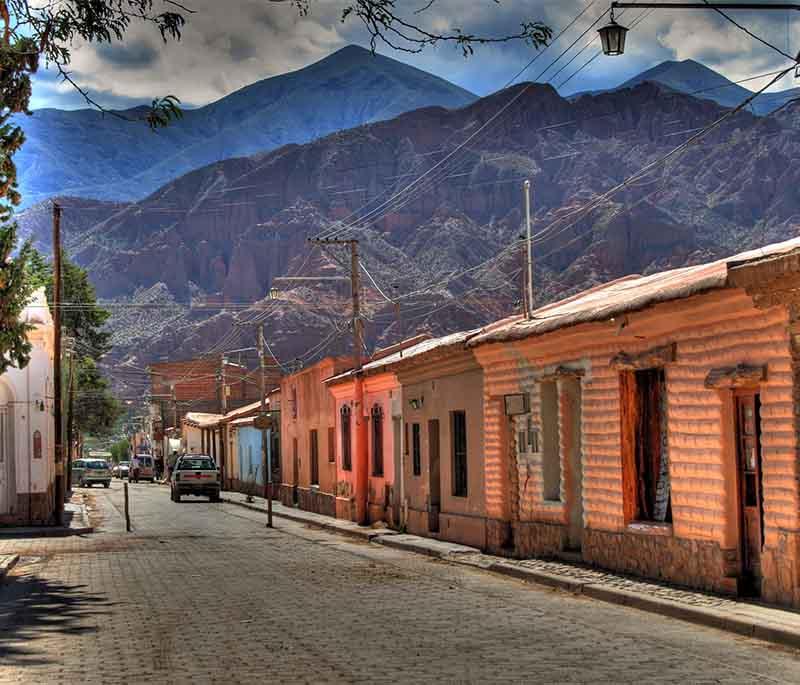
left=2, top=481, right=800, bottom=683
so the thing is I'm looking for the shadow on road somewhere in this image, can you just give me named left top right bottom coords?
left=0, top=570, right=112, bottom=666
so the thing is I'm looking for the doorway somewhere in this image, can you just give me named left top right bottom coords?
left=735, top=392, right=764, bottom=595
left=563, top=378, right=584, bottom=552
left=428, top=419, right=440, bottom=533
left=292, top=437, right=299, bottom=507
left=0, top=388, right=14, bottom=517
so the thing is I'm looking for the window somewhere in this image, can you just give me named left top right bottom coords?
left=328, top=427, right=335, bottom=463
left=412, top=423, right=421, bottom=476
left=33, top=430, right=42, bottom=459
left=451, top=411, right=468, bottom=497
left=291, top=387, right=297, bottom=419
left=341, top=405, right=352, bottom=471
left=310, top=429, right=319, bottom=485
left=620, top=368, right=671, bottom=523
left=371, top=405, right=384, bottom=477
left=404, top=422, right=409, bottom=455
left=540, top=381, right=561, bottom=502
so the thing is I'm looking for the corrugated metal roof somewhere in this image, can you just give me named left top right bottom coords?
left=183, top=412, right=224, bottom=428
left=325, top=329, right=481, bottom=384
left=470, top=236, right=800, bottom=346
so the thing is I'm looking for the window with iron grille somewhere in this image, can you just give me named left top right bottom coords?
left=328, top=426, right=335, bottom=462
left=310, top=429, right=319, bottom=485
left=452, top=411, right=468, bottom=497
left=291, top=386, right=297, bottom=419
left=412, top=423, right=421, bottom=476
left=341, top=405, right=352, bottom=471
left=371, top=405, right=384, bottom=476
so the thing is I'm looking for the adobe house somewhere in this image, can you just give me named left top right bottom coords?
left=0, top=289, right=56, bottom=526
left=279, top=357, right=351, bottom=516
left=382, top=331, right=488, bottom=548
left=326, top=335, right=429, bottom=525
left=470, top=237, right=800, bottom=606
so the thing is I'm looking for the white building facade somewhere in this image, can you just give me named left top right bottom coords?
left=0, top=289, right=56, bottom=525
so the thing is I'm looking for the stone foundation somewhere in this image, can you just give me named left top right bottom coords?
left=583, top=527, right=734, bottom=594
left=513, top=520, right=569, bottom=559
left=0, top=488, right=54, bottom=527
left=297, top=487, right=336, bottom=518
left=485, top=518, right=513, bottom=556
left=336, top=496, right=355, bottom=521
left=278, top=484, right=296, bottom=508
left=761, top=531, right=800, bottom=607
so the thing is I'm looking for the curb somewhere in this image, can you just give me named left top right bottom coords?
left=0, top=554, right=19, bottom=581
left=221, top=494, right=800, bottom=651
left=376, top=535, right=479, bottom=560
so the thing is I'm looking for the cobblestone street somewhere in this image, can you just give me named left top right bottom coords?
left=2, top=481, right=800, bottom=683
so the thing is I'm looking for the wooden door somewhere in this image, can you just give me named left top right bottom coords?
left=428, top=419, right=440, bottom=533
left=735, top=393, right=764, bottom=592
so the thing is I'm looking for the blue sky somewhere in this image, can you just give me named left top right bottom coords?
left=31, top=0, right=800, bottom=111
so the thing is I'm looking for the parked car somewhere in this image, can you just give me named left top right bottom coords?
left=129, top=455, right=155, bottom=483
left=170, top=455, right=220, bottom=503
left=72, top=459, right=111, bottom=488
left=114, top=461, right=130, bottom=479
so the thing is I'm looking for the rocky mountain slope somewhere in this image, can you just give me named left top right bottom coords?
left=20, top=80, right=800, bottom=372
left=14, top=45, right=476, bottom=206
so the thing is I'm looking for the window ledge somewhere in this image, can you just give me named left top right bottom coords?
left=626, top=521, right=673, bottom=537
left=541, top=499, right=563, bottom=508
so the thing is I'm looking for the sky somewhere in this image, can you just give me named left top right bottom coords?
left=30, top=0, right=800, bottom=111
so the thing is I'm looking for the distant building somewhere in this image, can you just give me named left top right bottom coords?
left=0, top=289, right=56, bottom=526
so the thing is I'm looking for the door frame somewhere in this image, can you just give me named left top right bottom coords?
left=733, top=389, right=764, bottom=590
left=428, top=419, right=440, bottom=534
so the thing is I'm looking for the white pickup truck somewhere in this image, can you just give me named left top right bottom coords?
left=170, top=455, right=221, bottom=503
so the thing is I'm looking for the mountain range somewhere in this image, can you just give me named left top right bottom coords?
left=574, top=59, right=800, bottom=115
left=19, top=75, right=800, bottom=379
left=14, top=45, right=476, bottom=206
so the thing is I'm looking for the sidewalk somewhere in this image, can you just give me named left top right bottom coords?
left=0, top=491, right=93, bottom=538
left=222, top=489, right=800, bottom=649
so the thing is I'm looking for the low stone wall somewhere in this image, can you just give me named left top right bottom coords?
left=336, top=496, right=355, bottom=522
left=278, top=484, right=295, bottom=508
left=583, top=527, right=734, bottom=595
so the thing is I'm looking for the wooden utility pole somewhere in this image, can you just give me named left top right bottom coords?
left=52, top=202, right=64, bottom=525
left=65, top=347, right=76, bottom=493
left=219, top=356, right=227, bottom=489
left=258, top=325, right=273, bottom=527
left=308, top=237, right=366, bottom=522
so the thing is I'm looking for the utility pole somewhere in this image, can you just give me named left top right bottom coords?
left=218, top=356, right=227, bottom=489
left=524, top=180, right=534, bottom=319
left=258, top=325, right=273, bottom=527
left=52, top=202, right=64, bottom=524
left=308, top=237, right=366, bottom=522
left=65, top=345, right=76, bottom=494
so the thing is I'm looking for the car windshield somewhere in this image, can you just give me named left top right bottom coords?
left=119, top=462, right=130, bottom=467
left=86, top=460, right=108, bottom=470
left=177, top=457, right=215, bottom=471
left=141, top=458, right=153, bottom=466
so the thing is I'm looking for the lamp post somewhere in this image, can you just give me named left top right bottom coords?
left=600, top=2, right=800, bottom=56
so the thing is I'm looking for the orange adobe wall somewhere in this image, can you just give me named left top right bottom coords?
left=474, top=288, right=800, bottom=604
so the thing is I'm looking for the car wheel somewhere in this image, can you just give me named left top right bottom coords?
left=175, top=493, right=181, bottom=502
left=103, top=482, right=110, bottom=489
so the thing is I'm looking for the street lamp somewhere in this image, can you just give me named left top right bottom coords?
left=598, top=9, right=628, bottom=57
left=600, top=3, right=800, bottom=57
left=269, top=286, right=279, bottom=300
